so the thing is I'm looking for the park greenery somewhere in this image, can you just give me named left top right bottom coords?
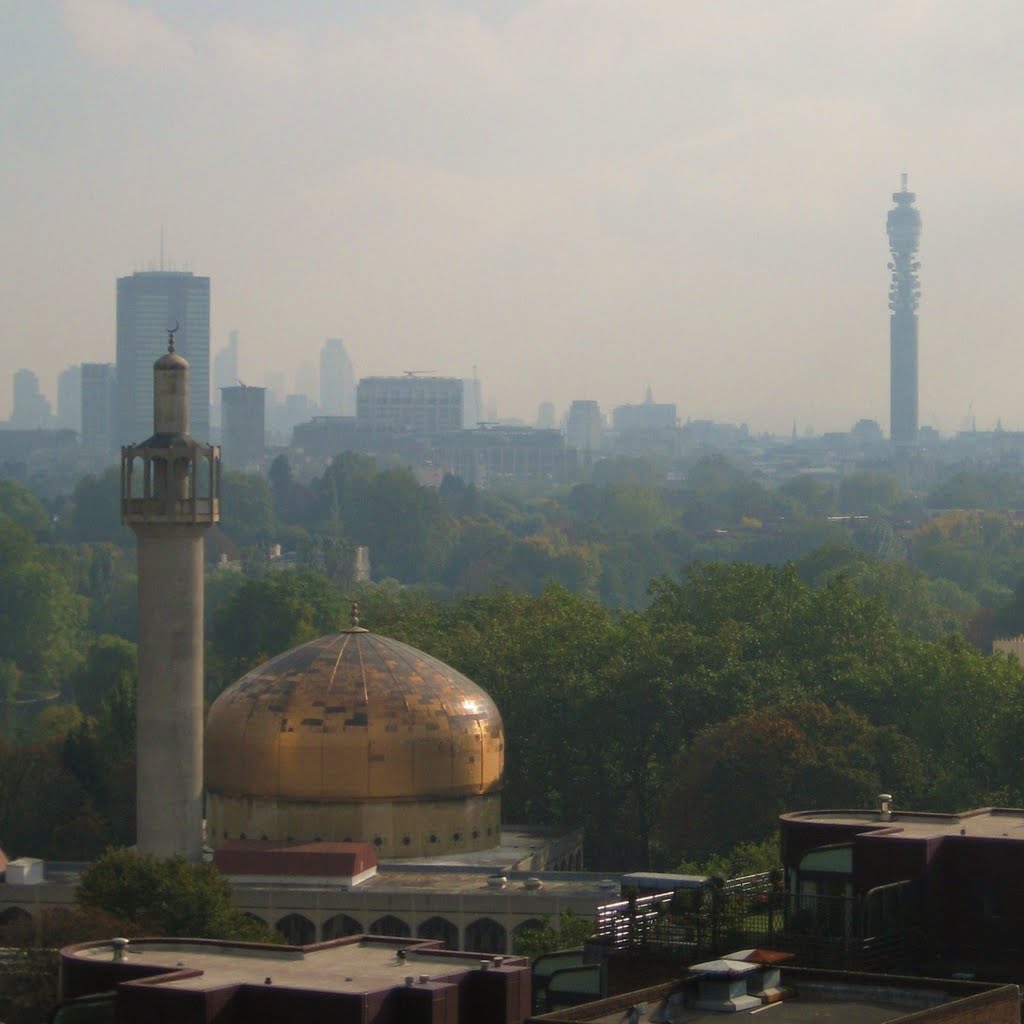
left=76, top=848, right=279, bottom=942
left=8, top=454, right=1024, bottom=878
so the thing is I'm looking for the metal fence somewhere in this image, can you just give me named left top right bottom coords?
left=594, top=876, right=919, bottom=973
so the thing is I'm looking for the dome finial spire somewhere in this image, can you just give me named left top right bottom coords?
left=350, top=601, right=360, bottom=628
left=167, top=320, right=179, bottom=354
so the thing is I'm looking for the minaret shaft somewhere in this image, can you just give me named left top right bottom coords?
left=122, top=330, right=220, bottom=862
left=135, top=527, right=205, bottom=860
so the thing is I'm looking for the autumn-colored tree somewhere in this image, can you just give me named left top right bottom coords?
left=657, top=701, right=927, bottom=862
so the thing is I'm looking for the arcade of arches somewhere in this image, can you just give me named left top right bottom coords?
left=0, top=905, right=549, bottom=956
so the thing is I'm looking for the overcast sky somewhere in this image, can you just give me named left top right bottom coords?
left=3, top=1, right=1024, bottom=434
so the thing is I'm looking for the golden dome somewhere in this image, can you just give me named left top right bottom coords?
left=205, top=627, right=504, bottom=805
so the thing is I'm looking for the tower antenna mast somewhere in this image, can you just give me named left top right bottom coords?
left=887, top=173, right=922, bottom=446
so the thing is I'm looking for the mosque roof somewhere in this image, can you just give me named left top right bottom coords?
left=205, top=624, right=504, bottom=804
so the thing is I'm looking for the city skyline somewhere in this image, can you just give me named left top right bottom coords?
left=4, top=3, right=1024, bottom=434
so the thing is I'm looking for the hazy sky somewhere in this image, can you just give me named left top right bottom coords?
left=3, top=1, right=1024, bottom=434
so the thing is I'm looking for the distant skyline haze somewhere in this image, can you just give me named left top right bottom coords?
left=3, top=2, right=1024, bottom=434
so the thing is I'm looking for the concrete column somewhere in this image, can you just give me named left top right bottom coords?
left=134, top=523, right=207, bottom=861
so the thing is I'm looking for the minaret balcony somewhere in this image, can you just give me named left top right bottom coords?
left=120, top=441, right=221, bottom=526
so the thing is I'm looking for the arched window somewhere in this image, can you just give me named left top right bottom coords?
left=369, top=914, right=411, bottom=938
left=465, top=917, right=506, bottom=954
left=276, top=913, right=315, bottom=945
left=417, top=916, right=458, bottom=950
left=323, top=914, right=362, bottom=940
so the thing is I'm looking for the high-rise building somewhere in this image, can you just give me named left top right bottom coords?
left=120, top=332, right=219, bottom=860
left=613, top=387, right=677, bottom=433
left=565, top=399, right=603, bottom=455
left=81, top=363, right=117, bottom=457
left=462, top=377, right=482, bottom=429
left=537, top=401, right=556, bottom=430
left=213, top=329, right=239, bottom=394
left=887, top=175, right=921, bottom=446
left=56, top=365, right=82, bottom=432
left=116, top=271, right=210, bottom=444
left=11, top=369, right=51, bottom=428
left=296, top=361, right=318, bottom=407
left=320, top=338, right=355, bottom=416
left=220, top=385, right=266, bottom=470
left=357, top=376, right=464, bottom=433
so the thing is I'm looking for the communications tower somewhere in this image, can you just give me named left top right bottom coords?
left=887, top=173, right=922, bottom=445
left=121, top=330, right=220, bottom=860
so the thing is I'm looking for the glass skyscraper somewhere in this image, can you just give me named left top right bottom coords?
left=116, top=271, right=210, bottom=442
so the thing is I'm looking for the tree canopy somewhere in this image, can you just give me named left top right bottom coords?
left=77, top=848, right=278, bottom=941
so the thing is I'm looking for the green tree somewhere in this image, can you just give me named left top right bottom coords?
left=775, top=475, right=835, bottom=518
left=836, top=471, right=905, bottom=515
left=0, top=737, right=100, bottom=859
left=511, top=910, right=593, bottom=958
left=69, top=635, right=137, bottom=716
left=68, top=467, right=131, bottom=545
left=677, top=833, right=781, bottom=879
left=927, top=469, right=1024, bottom=511
left=220, top=470, right=276, bottom=547
left=0, top=478, right=51, bottom=537
left=269, top=453, right=313, bottom=525
left=0, top=522, right=86, bottom=692
left=77, top=848, right=279, bottom=941
left=0, top=659, right=22, bottom=738
left=208, top=569, right=345, bottom=693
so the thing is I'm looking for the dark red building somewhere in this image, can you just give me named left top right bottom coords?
left=57, top=934, right=531, bottom=1024
left=780, top=804, right=1024, bottom=978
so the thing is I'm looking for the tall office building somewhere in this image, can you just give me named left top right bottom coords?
left=565, top=399, right=603, bottom=455
left=221, top=385, right=266, bottom=470
left=887, top=175, right=921, bottom=446
left=56, top=365, right=82, bottom=432
left=320, top=338, right=355, bottom=415
left=117, top=271, right=210, bottom=444
left=81, top=363, right=117, bottom=457
left=213, top=329, right=239, bottom=394
left=357, top=376, right=464, bottom=433
left=462, top=377, right=482, bottom=429
left=11, top=369, right=51, bottom=428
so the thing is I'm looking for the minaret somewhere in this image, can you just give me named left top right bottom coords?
left=887, top=173, right=922, bottom=446
left=121, top=328, right=220, bottom=861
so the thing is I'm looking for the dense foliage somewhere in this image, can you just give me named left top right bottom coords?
left=76, top=848, right=279, bottom=941
left=7, top=454, right=1024, bottom=872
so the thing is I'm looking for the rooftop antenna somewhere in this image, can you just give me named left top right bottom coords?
left=900, top=171, right=908, bottom=192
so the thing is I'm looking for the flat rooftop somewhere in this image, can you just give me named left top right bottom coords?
left=67, top=936, right=521, bottom=995
left=583, top=1001, right=915, bottom=1023
left=378, top=825, right=582, bottom=871
left=537, top=973, right=1013, bottom=1024
left=237, top=868, right=620, bottom=897
left=782, top=806, right=1024, bottom=840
